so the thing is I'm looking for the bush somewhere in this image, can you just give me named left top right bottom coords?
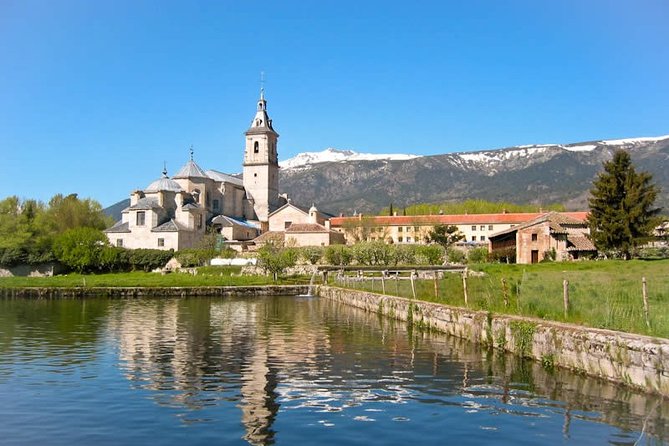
left=393, top=245, right=417, bottom=265
left=175, top=249, right=210, bottom=268
left=324, top=245, right=353, bottom=266
left=129, top=249, right=173, bottom=271
left=467, top=247, right=489, bottom=264
left=299, top=246, right=324, bottom=265
left=352, top=241, right=394, bottom=266
left=53, top=227, right=108, bottom=273
left=446, top=247, right=466, bottom=264
left=99, top=246, right=130, bottom=272
left=0, top=247, right=28, bottom=267
left=415, top=244, right=444, bottom=265
left=489, top=247, right=516, bottom=264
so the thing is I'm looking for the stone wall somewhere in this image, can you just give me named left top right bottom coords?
left=0, top=285, right=308, bottom=299
left=0, top=262, right=65, bottom=277
left=318, top=286, right=669, bottom=397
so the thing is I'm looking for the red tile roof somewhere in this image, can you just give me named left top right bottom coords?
left=330, top=212, right=588, bottom=227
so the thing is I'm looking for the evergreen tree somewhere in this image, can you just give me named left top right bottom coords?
left=587, top=150, right=661, bottom=260
left=426, top=224, right=464, bottom=249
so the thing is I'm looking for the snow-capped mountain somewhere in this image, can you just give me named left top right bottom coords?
left=279, top=148, right=421, bottom=170
left=279, top=135, right=669, bottom=214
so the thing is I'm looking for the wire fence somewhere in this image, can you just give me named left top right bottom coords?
left=326, top=266, right=669, bottom=338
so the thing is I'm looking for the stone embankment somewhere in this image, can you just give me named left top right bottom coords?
left=319, top=286, right=669, bottom=397
left=0, top=285, right=308, bottom=299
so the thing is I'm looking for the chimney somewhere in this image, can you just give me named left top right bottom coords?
left=130, top=190, right=144, bottom=206
left=325, top=220, right=331, bottom=230
left=393, top=211, right=397, bottom=216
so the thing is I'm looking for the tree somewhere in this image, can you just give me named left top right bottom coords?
left=588, top=150, right=661, bottom=260
left=53, top=227, right=109, bottom=273
left=426, top=224, right=464, bottom=249
left=256, top=242, right=297, bottom=280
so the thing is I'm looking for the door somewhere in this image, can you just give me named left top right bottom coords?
left=531, top=250, right=539, bottom=264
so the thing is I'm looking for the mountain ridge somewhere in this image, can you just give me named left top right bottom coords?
left=104, top=134, right=669, bottom=220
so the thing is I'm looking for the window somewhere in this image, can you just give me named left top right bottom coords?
left=406, top=237, right=412, bottom=243
left=532, top=233, right=538, bottom=242
left=480, top=225, right=485, bottom=231
left=414, top=226, right=420, bottom=232
left=197, top=214, right=203, bottom=229
left=472, top=236, right=477, bottom=241
left=398, top=227, right=403, bottom=232
left=136, top=211, right=145, bottom=226
left=206, top=192, right=210, bottom=206
left=406, top=227, right=411, bottom=232
left=253, top=141, right=259, bottom=153
left=488, top=225, right=493, bottom=231
left=285, top=221, right=292, bottom=229
left=472, top=225, right=476, bottom=231
left=158, top=238, right=165, bottom=247
left=213, top=199, right=220, bottom=211
left=116, top=239, right=123, bottom=247
left=480, top=235, right=486, bottom=241
left=398, top=236, right=403, bottom=242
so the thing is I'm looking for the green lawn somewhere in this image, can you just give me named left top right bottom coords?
left=0, top=266, right=307, bottom=288
left=333, top=259, right=669, bottom=338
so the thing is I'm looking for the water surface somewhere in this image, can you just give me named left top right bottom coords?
left=0, top=296, right=667, bottom=445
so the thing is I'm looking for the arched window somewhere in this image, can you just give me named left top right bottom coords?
left=254, top=141, right=259, bottom=153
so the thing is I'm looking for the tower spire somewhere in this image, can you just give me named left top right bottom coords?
left=260, top=71, right=265, bottom=100
left=162, top=161, right=168, bottom=177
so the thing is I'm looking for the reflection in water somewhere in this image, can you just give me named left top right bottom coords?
left=0, top=296, right=668, bottom=445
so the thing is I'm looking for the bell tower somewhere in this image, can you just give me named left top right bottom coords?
left=243, top=87, right=280, bottom=222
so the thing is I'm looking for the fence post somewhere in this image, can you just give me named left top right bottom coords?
left=642, top=277, right=650, bottom=329
left=563, top=279, right=569, bottom=318
left=462, top=268, right=469, bottom=306
left=433, top=271, right=439, bottom=299
left=410, top=270, right=417, bottom=299
left=395, top=273, right=399, bottom=295
left=381, top=271, right=386, bottom=294
left=501, top=278, right=509, bottom=308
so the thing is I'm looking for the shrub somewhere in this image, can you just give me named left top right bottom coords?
left=489, top=247, right=516, bottom=264
left=175, top=249, right=210, bottom=268
left=129, top=249, right=174, bottom=271
left=446, top=247, right=466, bottom=264
left=99, top=246, right=130, bottom=272
left=393, top=245, right=417, bottom=265
left=0, top=247, right=28, bottom=267
left=467, top=247, right=489, bottom=264
left=53, top=227, right=108, bottom=273
left=299, top=246, right=324, bottom=265
left=324, top=245, right=353, bottom=266
left=415, top=244, right=444, bottom=265
left=352, top=241, right=394, bottom=266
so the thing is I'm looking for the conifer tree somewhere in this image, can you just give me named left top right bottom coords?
left=587, top=150, right=661, bottom=260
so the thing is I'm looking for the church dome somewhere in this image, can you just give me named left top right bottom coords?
left=145, top=169, right=183, bottom=193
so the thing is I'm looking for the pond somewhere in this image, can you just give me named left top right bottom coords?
left=0, top=295, right=667, bottom=445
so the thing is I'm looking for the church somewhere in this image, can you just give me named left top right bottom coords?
left=104, top=89, right=336, bottom=251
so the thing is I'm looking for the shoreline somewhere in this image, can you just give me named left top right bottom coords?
left=0, top=285, right=309, bottom=299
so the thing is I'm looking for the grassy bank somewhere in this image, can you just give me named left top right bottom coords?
left=0, top=266, right=307, bottom=288
left=332, top=259, right=669, bottom=338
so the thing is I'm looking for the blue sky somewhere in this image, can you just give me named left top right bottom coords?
left=1, top=0, right=668, bottom=207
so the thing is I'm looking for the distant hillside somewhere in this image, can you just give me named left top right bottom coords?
left=104, top=135, right=669, bottom=219
left=279, top=135, right=669, bottom=214
left=103, top=199, right=129, bottom=222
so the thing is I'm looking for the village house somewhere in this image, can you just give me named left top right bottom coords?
left=329, top=211, right=589, bottom=247
left=252, top=202, right=346, bottom=248
left=488, top=212, right=596, bottom=263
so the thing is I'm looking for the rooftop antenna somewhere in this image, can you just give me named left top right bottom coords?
left=189, top=145, right=194, bottom=161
